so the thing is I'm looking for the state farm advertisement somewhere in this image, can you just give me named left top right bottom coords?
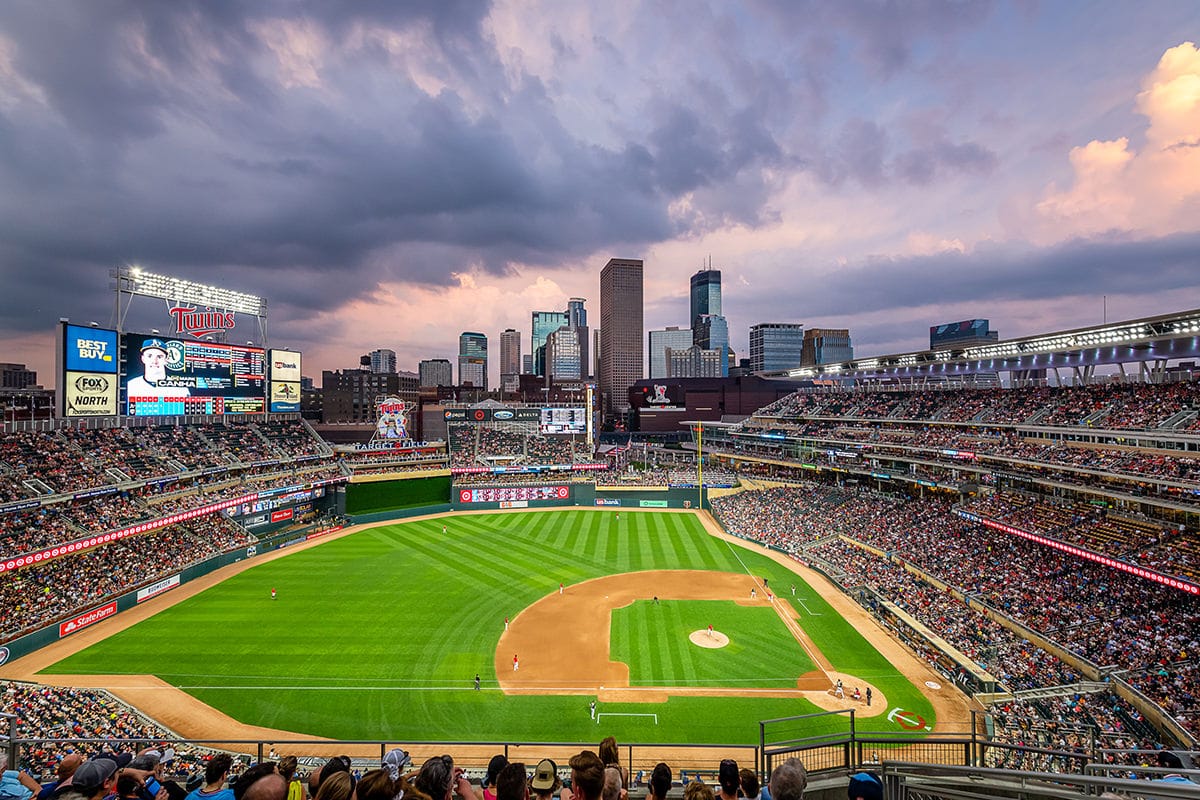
left=59, top=601, right=117, bottom=637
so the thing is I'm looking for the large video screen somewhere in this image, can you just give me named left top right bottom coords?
left=122, top=333, right=266, bottom=416
left=63, top=324, right=118, bottom=373
left=539, top=407, right=587, bottom=434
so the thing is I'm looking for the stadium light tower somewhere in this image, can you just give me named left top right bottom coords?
left=112, top=265, right=269, bottom=344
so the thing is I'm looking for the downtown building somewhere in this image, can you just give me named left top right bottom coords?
left=800, top=328, right=854, bottom=367
left=599, top=258, right=644, bottom=419
left=418, top=358, right=453, bottom=388
left=648, top=326, right=693, bottom=379
left=458, top=332, right=488, bottom=389
left=499, top=328, right=522, bottom=393
left=749, top=323, right=805, bottom=372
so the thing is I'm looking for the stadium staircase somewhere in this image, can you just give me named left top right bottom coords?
left=1011, top=681, right=1110, bottom=701
left=1160, top=408, right=1198, bottom=429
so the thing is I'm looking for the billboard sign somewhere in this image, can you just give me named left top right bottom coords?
left=123, top=332, right=266, bottom=415
left=269, top=349, right=302, bottom=382
left=64, top=324, right=118, bottom=373
left=270, top=381, right=301, bottom=413
left=64, top=371, right=119, bottom=417
left=446, top=407, right=541, bottom=424
left=375, top=397, right=409, bottom=440
left=539, top=407, right=587, bottom=434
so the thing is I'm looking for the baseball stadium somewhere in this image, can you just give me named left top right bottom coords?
left=2, top=279, right=1200, bottom=800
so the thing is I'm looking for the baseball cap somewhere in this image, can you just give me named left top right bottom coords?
left=72, top=759, right=119, bottom=793
left=484, top=755, right=508, bottom=788
left=847, top=772, right=882, bottom=800
left=141, top=339, right=168, bottom=353
left=128, top=752, right=161, bottom=771
left=97, top=753, right=133, bottom=770
left=383, top=749, right=411, bottom=780
left=530, top=760, right=558, bottom=791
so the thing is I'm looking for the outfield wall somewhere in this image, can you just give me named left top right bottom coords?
left=345, top=475, right=452, bottom=514
left=451, top=483, right=707, bottom=511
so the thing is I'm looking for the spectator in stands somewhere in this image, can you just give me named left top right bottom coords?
left=185, top=755, right=234, bottom=800
left=715, top=761, right=738, bottom=800
left=495, top=765, right=527, bottom=800
left=600, top=769, right=623, bottom=800
left=233, top=765, right=285, bottom=800
left=563, top=752, right=603, bottom=800
left=313, top=773, right=354, bottom=800
left=681, top=782, right=712, bottom=800
left=846, top=773, right=881, bottom=800
left=483, top=756, right=508, bottom=800
left=0, top=752, right=42, bottom=800
left=768, top=759, right=807, bottom=800
left=528, top=761, right=560, bottom=800
left=737, top=770, right=759, bottom=800
left=36, top=754, right=82, bottom=800
left=276, top=759, right=300, bottom=800
left=645, top=766, right=670, bottom=800
left=414, top=757, right=476, bottom=800
left=57, top=758, right=120, bottom=800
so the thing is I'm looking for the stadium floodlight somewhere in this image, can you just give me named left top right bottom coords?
left=118, top=265, right=265, bottom=316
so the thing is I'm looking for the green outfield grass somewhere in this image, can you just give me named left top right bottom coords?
left=42, top=510, right=934, bottom=743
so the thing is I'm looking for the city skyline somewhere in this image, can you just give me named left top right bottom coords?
left=0, top=4, right=1198, bottom=388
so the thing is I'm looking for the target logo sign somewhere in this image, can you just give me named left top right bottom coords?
left=460, top=489, right=472, bottom=503
left=557, top=486, right=569, bottom=498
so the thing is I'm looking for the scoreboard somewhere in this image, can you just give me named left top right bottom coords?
left=122, top=333, right=267, bottom=416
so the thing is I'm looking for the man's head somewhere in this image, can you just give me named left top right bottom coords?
left=71, top=758, right=120, bottom=800
left=234, top=764, right=281, bottom=800
left=529, top=759, right=560, bottom=798
left=683, top=781, right=713, bottom=800
left=846, top=773, right=881, bottom=800
left=601, top=768, right=624, bottom=800
left=242, top=773, right=287, bottom=800
left=57, top=753, right=84, bottom=781
left=717, top=760, right=739, bottom=797
left=568, top=751, right=605, bottom=800
left=206, top=754, right=234, bottom=787
left=140, top=341, right=169, bottom=382
left=767, top=759, right=807, bottom=800
left=738, top=769, right=758, bottom=800
left=496, top=762, right=528, bottom=800
left=648, top=764, right=671, bottom=800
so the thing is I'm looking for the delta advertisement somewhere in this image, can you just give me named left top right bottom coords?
left=63, top=371, right=119, bottom=416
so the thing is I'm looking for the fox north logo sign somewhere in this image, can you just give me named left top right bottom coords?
left=169, top=306, right=236, bottom=338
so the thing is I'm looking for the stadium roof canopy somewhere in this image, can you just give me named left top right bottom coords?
left=770, top=307, right=1200, bottom=383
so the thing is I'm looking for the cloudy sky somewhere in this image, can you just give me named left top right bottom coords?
left=1, top=1, right=1199, bottom=387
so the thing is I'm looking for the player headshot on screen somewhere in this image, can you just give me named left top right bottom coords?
left=126, top=339, right=190, bottom=397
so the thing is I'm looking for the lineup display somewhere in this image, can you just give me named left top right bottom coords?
left=539, top=407, right=587, bottom=434
left=123, top=333, right=266, bottom=416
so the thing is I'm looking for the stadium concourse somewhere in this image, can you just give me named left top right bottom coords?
left=1, top=381, right=1200, bottom=790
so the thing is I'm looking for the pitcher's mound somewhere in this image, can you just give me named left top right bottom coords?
left=690, top=630, right=729, bottom=648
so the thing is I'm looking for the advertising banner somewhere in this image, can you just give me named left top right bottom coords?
left=63, top=371, right=119, bottom=417
left=270, top=381, right=301, bottom=413
left=136, top=575, right=180, bottom=603
left=458, top=485, right=569, bottom=503
left=64, top=325, right=118, bottom=373
left=59, top=602, right=117, bottom=637
left=268, top=349, right=302, bottom=382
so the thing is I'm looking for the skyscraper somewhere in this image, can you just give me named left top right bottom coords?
left=367, top=348, right=396, bottom=374
left=418, top=358, right=453, bottom=387
left=531, top=310, right=568, bottom=376
left=458, top=332, right=488, bottom=388
left=749, top=323, right=805, bottom=372
left=499, top=328, right=521, bottom=392
left=599, top=258, right=643, bottom=418
left=546, top=326, right=582, bottom=380
left=566, top=297, right=590, bottom=377
left=648, top=326, right=693, bottom=379
left=800, top=328, right=854, bottom=367
left=694, top=314, right=729, bottom=376
left=690, top=268, right=722, bottom=334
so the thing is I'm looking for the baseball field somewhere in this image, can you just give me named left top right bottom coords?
left=32, top=509, right=956, bottom=745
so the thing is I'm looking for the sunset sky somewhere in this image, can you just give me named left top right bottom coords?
left=1, top=2, right=1198, bottom=387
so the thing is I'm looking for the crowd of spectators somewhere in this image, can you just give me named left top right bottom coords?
left=713, top=484, right=1200, bottom=742
left=754, top=382, right=1200, bottom=431
left=0, top=421, right=331, bottom=502
left=0, top=515, right=254, bottom=641
left=450, top=425, right=593, bottom=468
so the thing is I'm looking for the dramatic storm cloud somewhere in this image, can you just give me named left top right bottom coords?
left=0, top=2, right=1198, bottom=383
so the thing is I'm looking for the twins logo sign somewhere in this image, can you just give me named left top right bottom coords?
left=375, top=397, right=409, bottom=440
